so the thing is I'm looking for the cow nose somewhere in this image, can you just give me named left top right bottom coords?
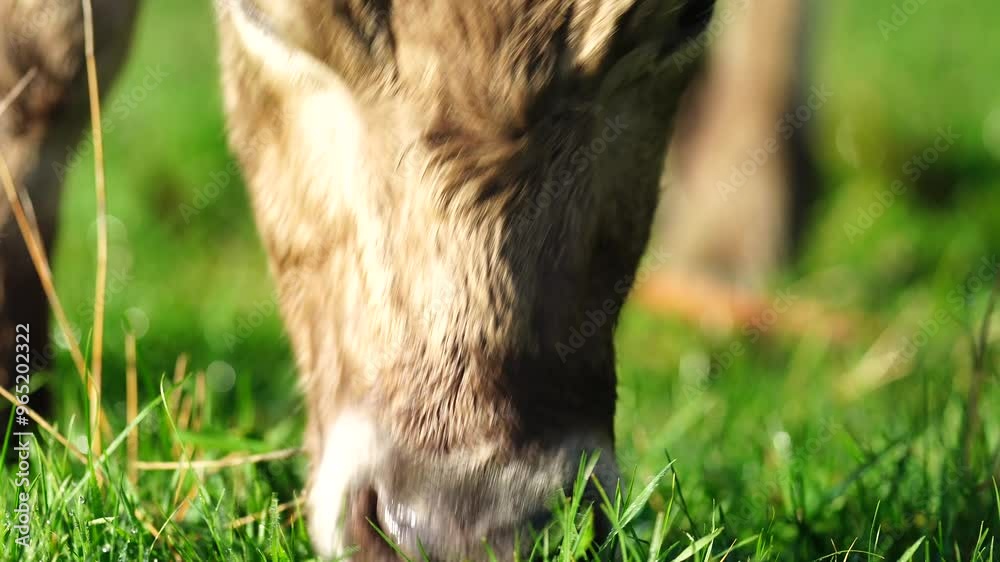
left=351, top=481, right=551, bottom=561
left=345, top=449, right=617, bottom=561
left=367, top=489, right=551, bottom=561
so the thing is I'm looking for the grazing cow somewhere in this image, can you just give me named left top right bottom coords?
left=2, top=0, right=718, bottom=559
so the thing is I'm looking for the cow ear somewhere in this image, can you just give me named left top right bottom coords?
left=568, top=0, right=639, bottom=74
left=569, top=0, right=717, bottom=73
left=216, top=0, right=341, bottom=96
left=216, top=0, right=395, bottom=97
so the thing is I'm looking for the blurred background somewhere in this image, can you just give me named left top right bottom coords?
left=38, top=0, right=1000, bottom=557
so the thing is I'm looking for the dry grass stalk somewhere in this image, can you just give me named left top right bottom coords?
left=134, top=507, right=162, bottom=538
left=81, top=0, right=110, bottom=460
left=0, top=386, right=87, bottom=463
left=0, top=155, right=88, bottom=382
left=227, top=497, right=305, bottom=530
left=126, top=333, right=139, bottom=483
left=169, top=354, right=189, bottom=415
left=135, top=447, right=302, bottom=472
left=170, top=369, right=199, bottom=458
left=0, top=67, right=38, bottom=117
left=0, top=150, right=114, bottom=439
left=177, top=395, right=194, bottom=438
left=172, top=481, right=201, bottom=522
left=170, top=390, right=197, bottom=507
left=172, top=372, right=211, bottom=517
left=193, top=372, right=207, bottom=432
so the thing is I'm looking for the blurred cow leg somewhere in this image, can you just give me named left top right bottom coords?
left=784, top=0, right=822, bottom=259
left=657, top=0, right=816, bottom=287
left=0, top=1, right=139, bottom=418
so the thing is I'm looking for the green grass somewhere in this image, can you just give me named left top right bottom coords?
left=3, top=0, right=1000, bottom=559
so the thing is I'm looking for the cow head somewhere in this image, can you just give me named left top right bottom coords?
left=216, top=0, right=715, bottom=558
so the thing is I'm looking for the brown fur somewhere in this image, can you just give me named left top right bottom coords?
left=218, top=0, right=714, bottom=558
left=222, top=0, right=706, bottom=442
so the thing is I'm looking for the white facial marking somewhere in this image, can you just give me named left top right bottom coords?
left=308, top=411, right=379, bottom=560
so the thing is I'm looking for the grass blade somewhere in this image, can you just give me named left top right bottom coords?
left=896, top=537, right=925, bottom=562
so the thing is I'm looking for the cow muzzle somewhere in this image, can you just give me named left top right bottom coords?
left=307, top=412, right=617, bottom=561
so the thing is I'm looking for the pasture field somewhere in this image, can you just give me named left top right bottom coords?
left=3, top=0, right=1000, bottom=560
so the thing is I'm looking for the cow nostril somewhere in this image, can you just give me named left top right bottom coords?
left=357, top=486, right=424, bottom=555
left=348, top=486, right=415, bottom=560
left=349, top=486, right=381, bottom=542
